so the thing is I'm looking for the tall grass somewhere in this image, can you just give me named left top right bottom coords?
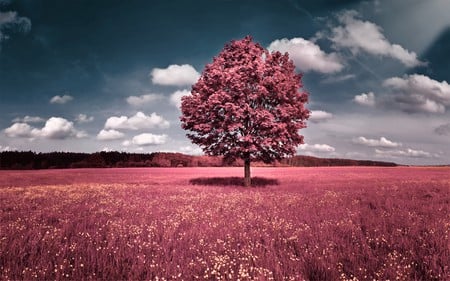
left=1, top=167, right=449, bottom=280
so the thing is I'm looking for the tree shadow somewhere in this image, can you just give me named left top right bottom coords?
left=189, top=176, right=279, bottom=187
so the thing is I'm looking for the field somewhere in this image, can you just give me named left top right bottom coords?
left=1, top=167, right=449, bottom=281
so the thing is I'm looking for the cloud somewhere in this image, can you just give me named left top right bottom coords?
left=12, top=116, right=45, bottom=123
left=179, top=145, right=203, bottom=155
left=4, top=122, right=34, bottom=138
left=353, top=136, right=401, bottom=148
left=170, top=89, right=191, bottom=109
left=0, top=145, right=14, bottom=151
left=354, top=92, right=375, bottom=107
left=151, top=64, right=200, bottom=86
left=4, top=117, right=86, bottom=140
left=0, top=10, right=31, bottom=45
left=375, top=148, right=435, bottom=159
left=75, top=114, right=94, bottom=123
left=104, top=112, right=170, bottom=130
left=321, top=74, right=355, bottom=84
left=96, top=129, right=125, bottom=141
left=329, top=10, right=424, bottom=67
left=434, top=123, right=450, bottom=136
left=126, top=93, right=163, bottom=106
left=382, top=74, right=450, bottom=113
left=298, top=143, right=336, bottom=153
left=267, top=37, right=344, bottom=73
left=35, top=117, right=86, bottom=139
left=132, top=133, right=168, bottom=146
left=309, top=110, right=333, bottom=123
left=50, top=94, right=74, bottom=104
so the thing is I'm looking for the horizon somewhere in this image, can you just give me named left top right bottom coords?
left=1, top=0, right=449, bottom=165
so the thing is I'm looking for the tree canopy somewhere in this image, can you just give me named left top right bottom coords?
left=181, top=36, right=310, bottom=185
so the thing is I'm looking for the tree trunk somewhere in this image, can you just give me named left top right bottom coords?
left=244, top=157, right=251, bottom=187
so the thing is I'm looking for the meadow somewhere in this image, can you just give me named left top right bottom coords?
left=1, top=167, right=449, bottom=280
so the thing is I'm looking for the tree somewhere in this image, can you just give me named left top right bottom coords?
left=181, top=36, right=310, bottom=186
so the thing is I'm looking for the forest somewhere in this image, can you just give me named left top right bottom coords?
left=0, top=151, right=397, bottom=169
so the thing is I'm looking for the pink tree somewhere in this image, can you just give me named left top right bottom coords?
left=181, top=36, right=310, bottom=186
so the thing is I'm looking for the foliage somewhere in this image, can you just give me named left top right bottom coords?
left=0, top=151, right=398, bottom=169
left=181, top=36, right=309, bottom=164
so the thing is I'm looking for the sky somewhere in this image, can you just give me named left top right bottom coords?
left=0, top=0, right=449, bottom=165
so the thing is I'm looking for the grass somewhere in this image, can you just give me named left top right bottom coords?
left=1, top=167, right=449, bottom=280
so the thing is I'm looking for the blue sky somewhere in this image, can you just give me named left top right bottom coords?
left=1, top=0, right=449, bottom=165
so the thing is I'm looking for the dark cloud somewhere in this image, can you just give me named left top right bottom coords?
left=435, top=123, right=450, bottom=136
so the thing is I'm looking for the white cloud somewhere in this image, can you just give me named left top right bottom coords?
left=179, top=145, right=203, bottom=155
left=0, top=10, right=31, bottom=44
left=321, top=74, right=355, bottom=84
left=298, top=143, right=336, bottom=153
left=96, top=129, right=125, bottom=141
left=383, top=74, right=450, bottom=113
left=354, top=92, right=375, bottom=107
left=435, top=123, right=450, bottom=136
left=267, top=37, right=344, bottom=73
left=126, top=93, right=163, bottom=106
left=353, top=136, right=402, bottom=148
left=0, top=145, right=14, bottom=151
left=151, top=64, right=200, bottom=86
left=170, top=89, right=191, bottom=109
left=50, top=94, right=74, bottom=104
left=121, top=140, right=131, bottom=147
left=35, top=117, right=86, bottom=139
left=75, top=114, right=94, bottom=123
left=309, top=110, right=333, bottom=123
left=4, top=122, right=34, bottom=138
left=104, top=112, right=170, bottom=130
left=329, top=10, right=424, bottom=67
left=12, top=116, right=45, bottom=123
left=4, top=118, right=86, bottom=140
left=132, top=133, right=168, bottom=146
left=375, top=148, right=434, bottom=159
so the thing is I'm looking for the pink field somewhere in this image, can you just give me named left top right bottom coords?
left=1, top=167, right=449, bottom=280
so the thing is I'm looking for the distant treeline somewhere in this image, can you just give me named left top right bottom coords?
left=0, top=151, right=397, bottom=170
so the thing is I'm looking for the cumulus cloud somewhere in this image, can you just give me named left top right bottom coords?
left=50, top=94, right=74, bottom=104
left=4, top=117, right=86, bottom=139
left=132, top=133, right=168, bottom=146
left=75, top=114, right=94, bottom=123
left=35, top=117, right=86, bottom=139
left=267, top=37, right=344, bottom=73
left=375, top=148, right=434, bottom=158
left=0, top=10, right=31, bottom=45
left=354, top=92, right=375, bottom=107
left=126, top=94, right=163, bottom=106
left=4, top=122, right=34, bottom=138
left=170, top=89, right=191, bottom=109
left=96, top=129, right=125, bottom=141
left=309, top=110, right=333, bottom=123
left=353, top=136, right=402, bottom=148
left=151, top=64, right=200, bottom=86
left=383, top=74, right=450, bottom=113
left=12, top=116, right=45, bottom=123
left=298, top=143, right=336, bottom=153
left=104, top=112, right=170, bottom=130
left=329, top=10, right=424, bottom=67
